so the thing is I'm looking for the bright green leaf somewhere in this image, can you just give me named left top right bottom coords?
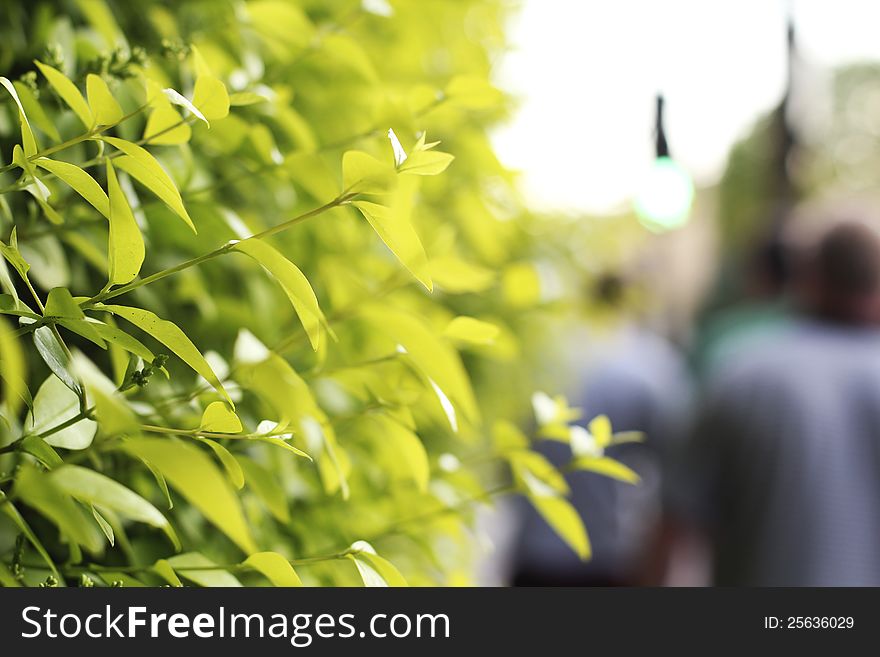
left=25, top=374, right=95, bottom=449
left=342, top=150, right=396, bottom=195
left=105, top=160, right=145, bottom=285
left=243, top=552, right=303, bottom=587
left=444, top=316, right=499, bottom=345
left=97, top=304, right=232, bottom=406
left=35, top=61, right=93, bottom=128
left=86, top=74, right=123, bottom=125
left=34, top=159, right=109, bottom=217
left=234, top=239, right=326, bottom=351
left=121, top=437, right=256, bottom=554
left=102, top=136, right=195, bottom=231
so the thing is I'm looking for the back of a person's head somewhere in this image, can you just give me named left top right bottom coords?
left=807, top=221, right=880, bottom=324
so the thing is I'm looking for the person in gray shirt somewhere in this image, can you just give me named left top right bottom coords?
left=669, top=220, right=880, bottom=586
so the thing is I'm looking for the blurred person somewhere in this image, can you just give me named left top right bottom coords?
left=664, top=219, right=880, bottom=586
left=512, top=274, right=692, bottom=586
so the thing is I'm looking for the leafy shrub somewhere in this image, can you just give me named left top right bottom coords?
left=0, top=0, right=636, bottom=587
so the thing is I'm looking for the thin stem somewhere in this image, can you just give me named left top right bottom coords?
left=0, top=102, right=151, bottom=176
left=81, top=193, right=351, bottom=308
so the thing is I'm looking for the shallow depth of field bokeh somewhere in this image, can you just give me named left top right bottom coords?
left=3, top=0, right=880, bottom=588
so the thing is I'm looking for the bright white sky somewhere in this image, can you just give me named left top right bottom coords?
left=492, top=0, right=880, bottom=214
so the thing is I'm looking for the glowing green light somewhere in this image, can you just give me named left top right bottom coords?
left=634, top=156, right=694, bottom=231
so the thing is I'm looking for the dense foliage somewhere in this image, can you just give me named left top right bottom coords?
left=0, top=0, right=636, bottom=587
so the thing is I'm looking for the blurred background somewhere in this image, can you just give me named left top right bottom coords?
left=486, top=0, right=880, bottom=586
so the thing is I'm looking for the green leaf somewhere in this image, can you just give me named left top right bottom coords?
left=152, top=559, right=183, bottom=586
left=143, top=81, right=191, bottom=145
left=19, top=434, right=63, bottom=469
left=228, top=91, right=268, bottom=106
left=101, top=136, right=195, bottom=231
left=70, top=350, right=139, bottom=435
left=0, top=229, right=31, bottom=282
left=167, top=553, right=242, bottom=587
left=349, top=541, right=407, bottom=587
left=105, top=160, right=145, bottom=285
left=162, top=88, right=208, bottom=125
left=13, top=80, right=60, bottom=142
left=35, top=61, right=93, bottom=128
left=13, top=464, right=104, bottom=554
left=444, top=316, right=499, bottom=345
left=570, top=456, right=641, bottom=484
left=255, top=436, right=311, bottom=459
left=240, top=355, right=347, bottom=496
left=0, top=318, right=26, bottom=418
left=342, top=150, right=396, bottom=195
left=25, top=374, right=95, bottom=449
left=491, top=419, right=529, bottom=453
left=529, top=495, right=591, bottom=560
left=86, top=74, right=123, bottom=125
left=191, top=45, right=230, bottom=121
left=121, top=437, right=257, bottom=554
left=44, top=287, right=87, bottom=320
left=509, top=449, right=570, bottom=496
left=1, top=77, right=38, bottom=157
left=34, top=158, right=109, bottom=218
left=353, top=200, right=432, bottom=291
left=97, top=304, right=232, bottom=406
left=200, top=401, right=243, bottom=433
left=90, top=319, right=155, bottom=362
left=0, top=491, right=61, bottom=582
left=242, top=552, right=303, bottom=587
left=233, top=239, right=326, bottom=351
left=362, top=306, right=478, bottom=422
left=91, top=506, right=115, bottom=546
left=236, top=455, right=290, bottom=523
left=363, top=414, right=429, bottom=492
left=49, top=464, right=179, bottom=548
left=197, top=438, right=245, bottom=489
left=399, top=149, right=454, bottom=176
left=33, top=325, right=83, bottom=397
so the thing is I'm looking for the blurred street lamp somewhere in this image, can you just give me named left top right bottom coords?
left=634, top=95, right=694, bottom=231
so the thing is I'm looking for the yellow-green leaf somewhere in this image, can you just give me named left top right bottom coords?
left=49, top=464, right=179, bottom=548
left=0, top=318, right=26, bottom=418
left=191, top=45, right=229, bottom=121
left=200, top=401, right=242, bottom=433
left=167, top=553, right=242, bottom=587
left=13, top=465, right=104, bottom=554
left=97, top=304, right=232, bottom=406
left=571, top=456, right=641, bottom=484
left=13, top=80, right=60, bottom=142
left=1, top=77, right=38, bottom=157
left=122, top=437, right=256, bottom=554
left=152, top=559, right=182, bottom=586
left=444, top=316, right=499, bottom=345
left=86, top=74, right=123, bottom=125
left=228, top=91, right=268, bottom=106
left=349, top=541, right=408, bottom=587
left=399, top=149, right=454, bottom=176
left=243, top=552, right=303, bottom=587
left=342, top=150, right=396, bottom=195
left=236, top=455, right=290, bottom=523
left=34, top=159, right=109, bottom=217
left=105, top=160, right=145, bottom=285
left=102, top=136, right=195, bottom=231
left=234, top=239, right=326, bottom=350
left=35, top=61, right=93, bottom=128
left=197, top=438, right=245, bottom=489
left=25, top=374, right=96, bottom=450
left=530, top=495, right=591, bottom=560
left=353, top=199, right=431, bottom=290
